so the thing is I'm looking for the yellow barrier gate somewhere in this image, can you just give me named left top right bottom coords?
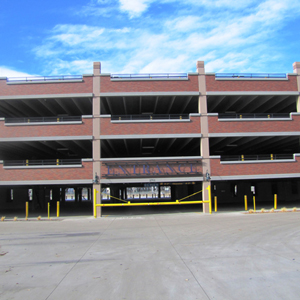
left=94, top=186, right=212, bottom=217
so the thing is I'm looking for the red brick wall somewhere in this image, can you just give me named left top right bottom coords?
left=0, top=76, right=92, bottom=96
left=100, top=116, right=200, bottom=135
left=211, top=158, right=300, bottom=176
left=0, top=119, right=92, bottom=138
left=208, top=115, right=300, bottom=133
left=100, top=76, right=199, bottom=93
left=0, top=161, right=93, bottom=181
left=206, top=75, right=298, bottom=91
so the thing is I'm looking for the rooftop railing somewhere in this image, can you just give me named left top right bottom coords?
left=3, top=159, right=82, bottom=167
left=215, top=73, right=286, bottom=79
left=5, top=116, right=82, bottom=124
left=111, top=114, right=189, bottom=121
left=218, top=113, right=291, bottom=119
left=221, top=154, right=294, bottom=162
left=111, top=73, right=188, bottom=79
left=6, top=75, right=82, bottom=83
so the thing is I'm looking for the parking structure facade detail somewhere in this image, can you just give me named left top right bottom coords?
left=1, top=61, right=300, bottom=216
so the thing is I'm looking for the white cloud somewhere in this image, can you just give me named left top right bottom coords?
left=33, top=0, right=300, bottom=75
left=44, top=59, right=94, bottom=75
left=0, top=67, right=33, bottom=78
left=119, top=0, right=152, bottom=18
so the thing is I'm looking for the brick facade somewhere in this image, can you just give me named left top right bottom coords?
left=100, top=76, right=199, bottom=93
left=206, top=75, right=298, bottom=92
left=0, top=76, right=92, bottom=96
left=0, top=161, right=93, bottom=181
left=100, top=116, right=200, bottom=135
left=0, top=119, right=93, bottom=138
left=208, top=115, right=300, bottom=133
left=211, top=158, right=300, bottom=177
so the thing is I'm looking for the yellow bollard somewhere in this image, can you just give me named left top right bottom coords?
left=274, top=194, right=277, bottom=209
left=253, top=196, right=256, bottom=211
left=57, top=201, right=60, bottom=217
left=93, top=189, right=98, bottom=218
left=25, top=202, right=29, bottom=219
left=48, top=202, right=50, bottom=219
left=244, top=195, right=248, bottom=211
left=214, top=196, right=217, bottom=212
left=206, top=185, right=212, bottom=214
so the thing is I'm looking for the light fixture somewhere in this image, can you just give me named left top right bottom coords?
left=93, top=172, right=99, bottom=184
left=205, top=170, right=211, bottom=181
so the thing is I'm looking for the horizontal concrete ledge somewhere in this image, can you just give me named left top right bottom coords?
left=5, top=121, right=83, bottom=126
left=82, top=115, right=93, bottom=119
left=101, top=156, right=203, bottom=161
left=100, top=92, right=200, bottom=97
left=3, top=165, right=83, bottom=169
left=0, top=136, right=93, bottom=142
left=82, top=158, right=93, bottom=162
left=211, top=173, right=300, bottom=181
left=101, top=113, right=201, bottom=120
left=111, top=78, right=189, bottom=82
left=0, top=180, right=93, bottom=186
left=7, top=80, right=83, bottom=85
left=209, top=132, right=300, bottom=137
left=111, top=119, right=191, bottom=124
left=220, top=159, right=295, bottom=164
left=215, top=78, right=289, bottom=81
left=0, top=93, right=93, bottom=100
left=101, top=177, right=203, bottom=184
left=207, top=91, right=299, bottom=96
left=100, top=134, right=202, bottom=139
left=218, top=118, right=292, bottom=122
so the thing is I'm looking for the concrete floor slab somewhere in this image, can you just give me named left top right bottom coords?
left=0, top=212, right=300, bottom=299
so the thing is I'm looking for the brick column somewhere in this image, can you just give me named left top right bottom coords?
left=93, top=62, right=102, bottom=217
left=197, top=61, right=211, bottom=213
left=293, top=62, right=300, bottom=112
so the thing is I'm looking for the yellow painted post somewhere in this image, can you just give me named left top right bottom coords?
left=214, top=196, right=217, bottom=212
left=244, top=195, right=248, bottom=211
left=274, top=194, right=277, bottom=209
left=48, top=202, right=50, bottom=219
left=25, top=201, right=29, bottom=219
left=93, top=189, right=97, bottom=218
left=253, top=196, right=256, bottom=211
left=206, top=185, right=212, bottom=214
left=271, top=154, right=273, bottom=160
left=241, top=155, right=244, bottom=161
left=57, top=201, right=60, bottom=217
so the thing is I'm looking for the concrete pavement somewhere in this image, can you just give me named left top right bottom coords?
left=0, top=212, right=300, bottom=299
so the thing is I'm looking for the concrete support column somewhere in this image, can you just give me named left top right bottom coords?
left=197, top=61, right=211, bottom=213
left=293, top=62, right=300, bottom=112
left=93, top=62, right=102, bottom=217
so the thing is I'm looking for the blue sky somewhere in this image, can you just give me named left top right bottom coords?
left=1, top=0, right=300, bottom=77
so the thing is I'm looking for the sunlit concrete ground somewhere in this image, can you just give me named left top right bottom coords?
left=0, top=210, right=300, bottom=300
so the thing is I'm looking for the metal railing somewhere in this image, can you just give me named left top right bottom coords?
left=6, top=75, right=82, bottom=83
left=3, top=159, right=82, bottom=167
left=111, top=73, right=188, bottom=79
left=218, top=113, right=291, bottom=119
left=111, top=114, right=189, bottom=121
left=5, top=116, right=82, bottom=124
left=221, top=154, right=294, bottom=162
left=215, top=73, right=286, bottom=79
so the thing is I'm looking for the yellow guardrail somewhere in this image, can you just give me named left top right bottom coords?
left=93, top=186, right=212, bottom=217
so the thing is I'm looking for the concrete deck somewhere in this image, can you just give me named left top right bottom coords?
left=0, top=212, right=300, bottom=299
